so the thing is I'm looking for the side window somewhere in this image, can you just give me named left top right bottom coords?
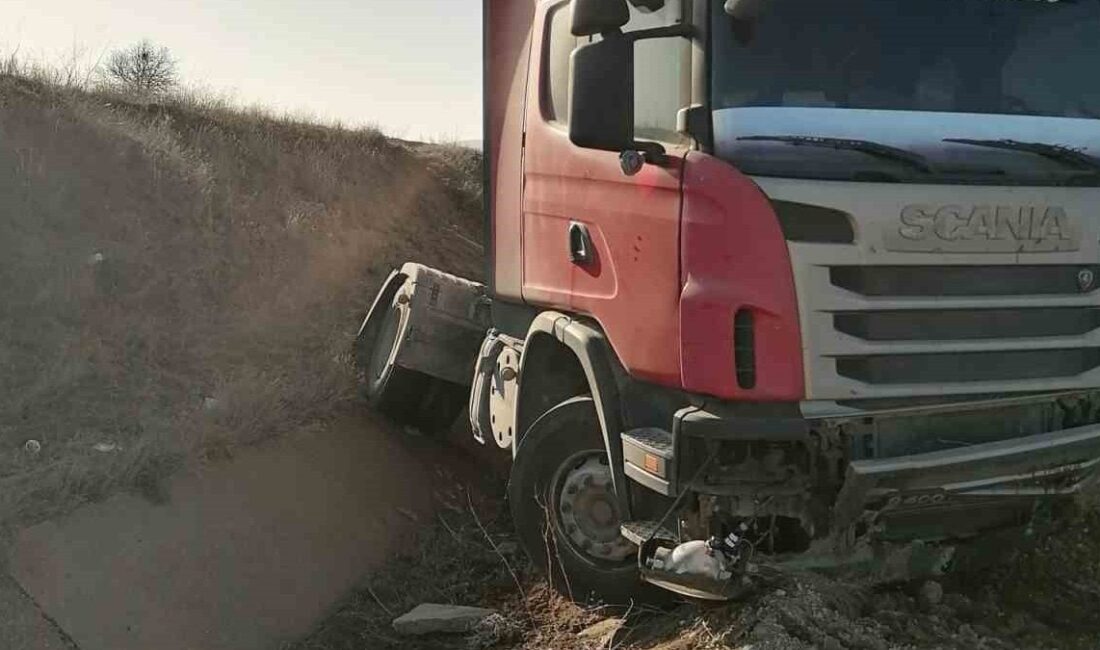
left=544, top=0, right=689, bottom=143
left=545, top=3, right=581, bottom=124
left=628, top=0, right=689, bottom=143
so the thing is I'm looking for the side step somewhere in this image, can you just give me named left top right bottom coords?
left=621, top=428, right=675, bottom=496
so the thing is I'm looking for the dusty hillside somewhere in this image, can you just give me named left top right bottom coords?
left=0, top=72, right=483, bottom=526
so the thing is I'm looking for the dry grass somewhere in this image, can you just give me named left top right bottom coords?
left=0, top=64, right=483, bottom=527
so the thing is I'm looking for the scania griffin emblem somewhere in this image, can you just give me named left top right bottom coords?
left=1078, top=268, right=1095, bottom=292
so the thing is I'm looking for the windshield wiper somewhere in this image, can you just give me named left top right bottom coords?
left=738, top=135, right=935, bottom=174
left=943, top=138, right=1100, bottom=174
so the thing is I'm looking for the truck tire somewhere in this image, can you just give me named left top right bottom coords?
left=354, top=279, right=464, bottom=434
left=508, top=396, right=656, bottom=604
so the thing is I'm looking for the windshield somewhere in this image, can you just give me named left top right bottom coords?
left=709, top=0, right=1100, bottom=184
left=712, top=0, right=1100, bottom=118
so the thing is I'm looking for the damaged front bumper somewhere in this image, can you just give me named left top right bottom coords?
left=833, top=421, right=1100, bottom=541
left=621, top=395, right=1100, bottom=598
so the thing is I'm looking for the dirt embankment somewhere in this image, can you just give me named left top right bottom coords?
left=0, top=72, right=483, bottom=528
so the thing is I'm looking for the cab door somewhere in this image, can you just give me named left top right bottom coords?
left=521, top=0, right=693, bottom=387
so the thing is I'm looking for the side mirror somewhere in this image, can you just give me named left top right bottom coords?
left=569, top=35, right=635, bottom=153
left=568, top=1, right=693, bottom=164
left=571, top=0, right=630, bottom=37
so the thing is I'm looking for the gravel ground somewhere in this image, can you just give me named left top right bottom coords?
left=292, top=477, right=1100, bottom=650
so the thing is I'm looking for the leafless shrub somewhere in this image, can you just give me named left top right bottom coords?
left=103, top=40, right=178, bottom=95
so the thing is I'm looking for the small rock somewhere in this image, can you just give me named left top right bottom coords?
left=202, top=396, right=220, bottom=412
left=88, top=252, right=106, bottom=265
left=579, top=618, right=623, bottom=645
left=919, top=580, right=944, bottom=611
left=93, top=442, right=120, bottom=453
left=774, top=589, right=788, bottom=597
left=392, top=603, right=496, bottom=636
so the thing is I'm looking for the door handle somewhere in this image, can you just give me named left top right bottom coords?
left=568, top=222, right=593, bottom=265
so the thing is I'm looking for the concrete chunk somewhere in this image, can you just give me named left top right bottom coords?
left=392, top=603, right=497, bottom=636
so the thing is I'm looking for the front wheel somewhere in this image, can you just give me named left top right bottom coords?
left=508, top=396, right=655, bottom=604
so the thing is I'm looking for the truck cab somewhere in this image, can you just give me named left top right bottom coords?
left=355, top=0, right=1100, bottom=602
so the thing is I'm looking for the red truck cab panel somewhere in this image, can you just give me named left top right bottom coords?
left=501, top=1, right=802, bottom=400
left=680, top=152, right=805, bottom=401
left=520, top=3, right=684, bottom=388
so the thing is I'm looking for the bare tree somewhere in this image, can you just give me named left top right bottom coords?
left=104, top=40, right=178, bottom=95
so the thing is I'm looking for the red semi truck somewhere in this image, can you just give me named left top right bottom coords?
left=355, top=0, right=1100, bottom=601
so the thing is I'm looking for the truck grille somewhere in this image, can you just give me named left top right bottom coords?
left=831, top=265, right=1100, bottom=297
left=837, top=348, right=1100, bottom=384
left=834, top=307, right=1100, bottom=341
left=752, top=176, right=1100, bottom=401
left=804, top=263, right=1100, bottom=396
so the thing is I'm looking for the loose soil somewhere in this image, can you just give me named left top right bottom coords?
left=293, top=486, right=1100, bottom=650
left=9, top=413, right=470, bottom=650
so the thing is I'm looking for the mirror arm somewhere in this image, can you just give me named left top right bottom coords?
left=634, top=141, right=667, bottom=166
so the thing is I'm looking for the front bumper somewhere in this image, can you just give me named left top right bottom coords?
left=832, top=421, right=1100, bottom=540
left=622, top=397, right=1100, bottom=542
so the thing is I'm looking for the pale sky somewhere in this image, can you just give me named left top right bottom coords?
left=1, top=0, right=483, bottom=140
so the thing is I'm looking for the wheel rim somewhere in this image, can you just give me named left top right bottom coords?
left=552, top=452, right=635, bottom=564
